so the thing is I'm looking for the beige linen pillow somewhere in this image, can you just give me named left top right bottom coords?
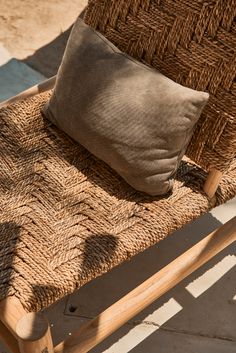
left=43, top=18, right=209, bottom=196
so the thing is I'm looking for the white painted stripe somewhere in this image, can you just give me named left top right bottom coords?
left=210, top=197, right=236, bottom=224
left=102, top=298, right=182, bottom=353
left=186, top=255, right=236, bottom=298
left=142, top=297, right=183, bottom=326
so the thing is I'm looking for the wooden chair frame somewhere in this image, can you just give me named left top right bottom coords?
left=0, top=79, right=235, bottom=353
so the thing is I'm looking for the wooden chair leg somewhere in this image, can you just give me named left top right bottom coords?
left=0, top=297, right=27, bottom=336
left=204, top=168, right=223, bottom=198
left=0, top=320, right=20, bottom=353
left=16, top=312, right=54, bottom=353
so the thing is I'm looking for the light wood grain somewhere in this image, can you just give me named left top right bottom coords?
left=55, top=216, right=236, bottom=353
left=0, top=297, right=27, bottom=337
left=204, top=169, right=223, bottom=198
left=16, top=312, right=54, bottom=353
left=0, top=320, right=20, bottom=353
left=0, top=75, right=56, bottom=108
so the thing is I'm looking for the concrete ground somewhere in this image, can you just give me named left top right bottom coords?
left=0, top=0, right=87, bottom=77
left=0, top=1, right=236, bottom=351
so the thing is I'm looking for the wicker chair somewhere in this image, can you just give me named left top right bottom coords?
left=0, top=0, right=235, bottom=352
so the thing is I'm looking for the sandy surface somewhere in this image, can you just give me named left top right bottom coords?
left=0, top=0, right=87, bottom=76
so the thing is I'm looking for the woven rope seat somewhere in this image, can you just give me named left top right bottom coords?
left=0, top=1, right=236, bottom=351
left=85, top=0, right=236, bottom=172
left=0, top=92, right=236, bottom=312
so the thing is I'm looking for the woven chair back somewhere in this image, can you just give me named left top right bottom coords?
left=84, top=0, right=236, bottom=172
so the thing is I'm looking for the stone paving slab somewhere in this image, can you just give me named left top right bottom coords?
left=0, top=44, right=45, bottom=101
left=91, top=325, right=236, bottom=353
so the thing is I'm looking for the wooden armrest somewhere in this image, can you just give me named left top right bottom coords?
left=0, top=75, right=56, bottom=109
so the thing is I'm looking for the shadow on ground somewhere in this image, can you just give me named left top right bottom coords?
left=23, top=26, right=72, bottom=78
left=22, top=9, right=86, bottom=77
left=58, top=212, right=236, bottom=353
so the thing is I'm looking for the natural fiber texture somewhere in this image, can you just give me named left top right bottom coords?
left=44, top=18, right=209, bottom=196
left=84, top=0, right=236, bottom=172
left=0, top=93, right=236, bottom=312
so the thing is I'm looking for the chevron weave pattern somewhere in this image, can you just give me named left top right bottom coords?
left=84, top=0, right=236, bottom=172
left=0, top=93, right=236, bottom=311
